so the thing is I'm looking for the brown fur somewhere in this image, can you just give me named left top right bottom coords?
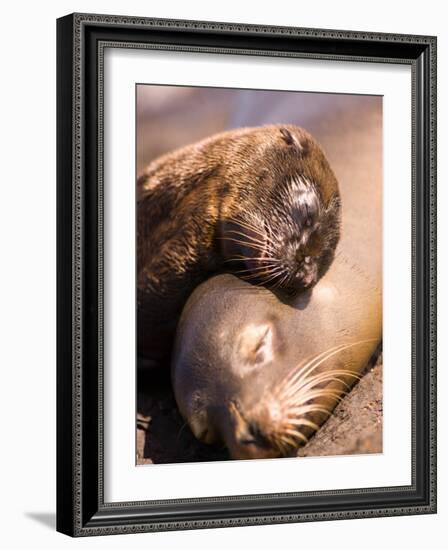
left=137, top=125, right=340, bottom=364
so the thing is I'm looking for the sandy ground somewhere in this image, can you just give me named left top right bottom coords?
left=136, top=355, right=382, bottom=464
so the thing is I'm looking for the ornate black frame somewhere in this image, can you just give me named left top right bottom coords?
left=56, top=13, right=437, bottom=536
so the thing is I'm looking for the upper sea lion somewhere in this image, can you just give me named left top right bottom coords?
left=137, top=124, right=341, bottom=364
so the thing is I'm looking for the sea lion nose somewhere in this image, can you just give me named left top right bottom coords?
left=302, top=272, right=316, bottom=288
left=294, top=271, right=311, bottom=286
left=299, top=263, right=318, bottom=288
left=229, top=402, right=258, bottom=446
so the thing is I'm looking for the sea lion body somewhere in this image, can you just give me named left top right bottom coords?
left=137, top=125, right=340, bottom=364
left=171, top=105, right=382, bottom=459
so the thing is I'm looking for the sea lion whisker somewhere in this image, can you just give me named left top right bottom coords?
left=284, top=339, right=375, bottom=392
left=272, top=272, right=290, bottom=289
left=276, top=339, right=376, bottom=396
left=248, top=275, right=282, bottom=288
left=225, top=215, right=266, bottom=233
left=227, top=218, right=279, bottom=248
left=225, top=218, right=274, bottom=244
left=280, top=370, right=360, bottom=400
left=301, top=371, right=361, bottom=391
left=226, top=264, right=279, bottom=277
left=229, top=260, right=283, bottom=271
left=281, top=342, right=353, bottom=384
left=258, top=264, right=286, bottom=276
left=285, top=405, right=332, bottom=416
left=274, top=343, right=352, bottom=396
left=272, top=433, right=289, bottom=454
left=239, top=210, right=273, bottom=229
left=225, top=255, right=282, bottom=263
left=276, top=432, right=300, bottom=450
left=282, top=427, right=308, bottom=444
left=238, top=265, right=284, bottom=279
left=218, top=237, right=265, bottom=252
left=233, top=211, right=262, bottom=224
left=286, top=418, right=320, bottom=431
left=238, top=266, right=283, bottom=279
left=282, top=372, right=349, bottom=399
left=246, top=272, right=284, bottom=283
left=282, top=382, right=345, bottom=405
left=258, top=270, right=287, bottom=286
left=268, top=269, right=289, bottom=289
left=272, top=432, right=294, bottom=453
left=275, top=434, right=298, bottom=452
left=233, top=268, right=283, bottom=280
left=241, top=271, right=282, bottom=283
left=231, top=263, right=282, bottom=275
left=284, top=389, right=345, bottom=408
left=222, top=229, right=267, bottom=246
left=284, top=378, right=349, bottom=399
left=220, top=235, right=267, bottom=252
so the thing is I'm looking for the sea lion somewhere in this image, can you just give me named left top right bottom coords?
left=137, top=125, right=341, bottom=364
left=171, top=267, right=381, bottom=459
left=171, top=107, right=382, bottom=460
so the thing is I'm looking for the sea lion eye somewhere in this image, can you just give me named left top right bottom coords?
left=239, top=323, right=274, bottom=370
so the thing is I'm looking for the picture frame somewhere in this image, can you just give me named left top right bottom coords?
left=56, top=12, right=437, bottom=536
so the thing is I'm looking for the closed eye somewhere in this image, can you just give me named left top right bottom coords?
left=305, top=229, right=323, bottom=257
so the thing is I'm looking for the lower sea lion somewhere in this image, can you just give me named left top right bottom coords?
left=171, top=261, right=381, bottom=459
left=171, top=104, right=382, bottom=459
left=137, top=124, right=341, bottom=364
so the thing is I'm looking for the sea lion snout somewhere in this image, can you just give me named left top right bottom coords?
left=216, top=401, right=283, bottom=460
left=294, top=260, right=318, bottom=289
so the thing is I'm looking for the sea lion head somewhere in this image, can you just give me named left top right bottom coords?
left=220, top=125, right=341, bottom=295
left=173, top=315, right=289, bottom=460
left=171, top=274, right=356, bottom=460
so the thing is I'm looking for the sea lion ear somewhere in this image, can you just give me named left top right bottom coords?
left=279, top=127, right=307, bottom=154
left=280, top=127, right=299, bottom=147
left=240, top=323, right=274, bottom=367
